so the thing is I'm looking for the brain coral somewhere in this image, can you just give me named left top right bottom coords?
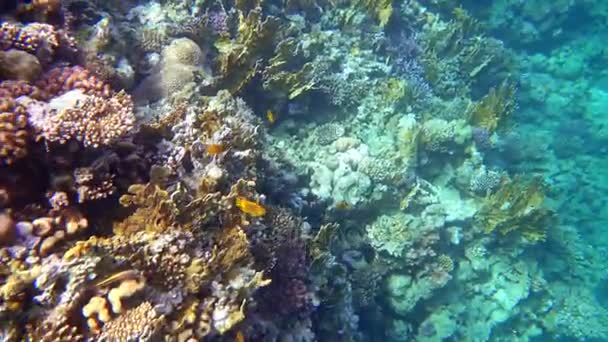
left=161, top=37, right=204, bottom=66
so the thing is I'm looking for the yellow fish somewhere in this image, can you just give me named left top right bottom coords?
left=235, top=331, right=245, bottom=342
left=266, top=109, right=276, bottom=124
left=235, top=196, right=266, bottom=217
left=206, top=143, right=225, bottom=154
left=335, top=201, right=351, bottom=210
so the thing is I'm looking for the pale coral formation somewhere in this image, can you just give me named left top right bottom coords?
left=162, top=37, right=204, bottom=66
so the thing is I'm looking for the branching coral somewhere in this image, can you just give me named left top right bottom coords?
left=114, top=182, right=179, bottom=236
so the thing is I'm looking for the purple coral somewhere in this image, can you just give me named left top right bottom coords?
left=389, top=33, right=433, bottom=101
left=207, top=10, right=229, bottom=36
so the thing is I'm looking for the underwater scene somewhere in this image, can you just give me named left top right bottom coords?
left=0, top=0, right=607, bottom=341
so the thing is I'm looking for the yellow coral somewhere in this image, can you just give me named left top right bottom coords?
left=108, top=278, right=146, bottom=314
left=476, top=176, right=555, bottom=242
left=216, top=9, right=280, bottom=93
left=82, top=296, right=112, bottom=324
left=263, top=47, right=318, bottom=99
left=469, top=81, right=515, bottom=132
left=347, top=0, right=393, bottom=26
left=0, top=266, right=40, bottom=311
left=115, top=183, right=179, bottom=235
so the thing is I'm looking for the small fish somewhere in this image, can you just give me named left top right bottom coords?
left=235, top=196, right=266, bottom=217
left=235, top=331, right=245, bottom=342
left=206, top=143, right=225, bottom=154
left=335, top=201, right=351, bottom=210
left=266, top=109, right=276, bottom=124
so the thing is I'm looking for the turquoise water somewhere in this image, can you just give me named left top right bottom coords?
left=0, top=0, right=606, bottom=341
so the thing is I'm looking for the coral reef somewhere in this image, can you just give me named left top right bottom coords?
left=0, top=0, right=596, bottom=341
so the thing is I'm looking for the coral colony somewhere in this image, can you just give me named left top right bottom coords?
left=0, top=0, right=606, bottom=341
